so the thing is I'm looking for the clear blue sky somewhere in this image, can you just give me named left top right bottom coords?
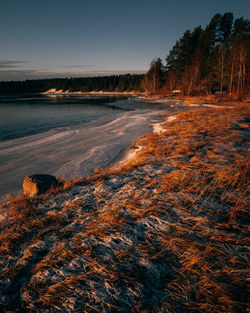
left=0, top=0, right=249, bottom=81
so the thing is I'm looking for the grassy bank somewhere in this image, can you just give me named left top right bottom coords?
left=0, top=104, right=249, bottom=312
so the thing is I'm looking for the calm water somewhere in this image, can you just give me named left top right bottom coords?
left=0, top=94, right=132, bottom=141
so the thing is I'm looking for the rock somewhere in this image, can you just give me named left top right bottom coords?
left=23, top=174, right=58, bottom=196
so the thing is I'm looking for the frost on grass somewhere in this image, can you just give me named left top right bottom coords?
left=0, top=105, right=249, bottom=313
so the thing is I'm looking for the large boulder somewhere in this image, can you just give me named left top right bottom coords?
left=23, top=174, right=58, bottom=196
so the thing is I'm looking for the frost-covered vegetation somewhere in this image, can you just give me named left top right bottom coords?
left=0, top=105, right=249, bottom=312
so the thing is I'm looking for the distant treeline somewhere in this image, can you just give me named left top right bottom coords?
left=0, top=74, right=144, bottom=93
left=0, top=12, right=249, bottom=96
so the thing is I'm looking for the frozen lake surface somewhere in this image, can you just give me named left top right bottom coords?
left=0, top=94, right=184, bottom=199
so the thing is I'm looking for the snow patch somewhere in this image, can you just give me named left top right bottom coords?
left=153, top=115, right=177, bottom=133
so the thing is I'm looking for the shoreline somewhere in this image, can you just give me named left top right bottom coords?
left=0, top=93, right=246, bottom=201
left=1, top=93, right=246, bottom=200
left=43, top=88, right=249, bottom=106
left=1, top=104, right=248, bottom=311
left=0, top=104, right=177, bottom=200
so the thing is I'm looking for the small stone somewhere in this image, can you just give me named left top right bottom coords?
left=23, top=174, right=58, bottom=196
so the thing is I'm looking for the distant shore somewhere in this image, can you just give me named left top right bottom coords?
left=42, top=88, right=146, bottom=96
left=43, top=88, right=250, bottom=105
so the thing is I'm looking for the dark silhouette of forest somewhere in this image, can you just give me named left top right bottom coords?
left=0, top=13, right=249, bottom=96
left=0, top=74, right=144, bottom=94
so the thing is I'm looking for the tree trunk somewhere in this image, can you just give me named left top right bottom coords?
left=229, top=52, right=235, bottom=94
left=220, top=45, right=225, bottom=93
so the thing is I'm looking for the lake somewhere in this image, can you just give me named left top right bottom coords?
left=0, top=94, right=134, bottom=141
left=0, top=94, right=182, bottom=199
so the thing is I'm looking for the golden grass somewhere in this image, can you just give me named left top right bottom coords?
left=0, top=104, right=249, bottom=312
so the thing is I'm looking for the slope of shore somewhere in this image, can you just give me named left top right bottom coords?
left=0, top=103, right=249, bottom=312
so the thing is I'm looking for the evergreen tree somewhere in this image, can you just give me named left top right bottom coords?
left=162, top=12, right=249, bottom=96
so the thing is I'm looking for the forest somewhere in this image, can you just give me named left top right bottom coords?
left=144, top=12, right=249, bottom=96
left=0, top=74, right=144, bottom=94
left=0, top=12, right=249, bottom=96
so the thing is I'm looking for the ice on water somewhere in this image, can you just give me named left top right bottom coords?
left=0, top=95, right=182, bottom=199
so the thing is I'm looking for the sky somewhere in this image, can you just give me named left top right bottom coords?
left=0, top=0, right=249, bottom=81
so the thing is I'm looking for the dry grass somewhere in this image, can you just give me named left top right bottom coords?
left=0, top=104, right=249, bottom=312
